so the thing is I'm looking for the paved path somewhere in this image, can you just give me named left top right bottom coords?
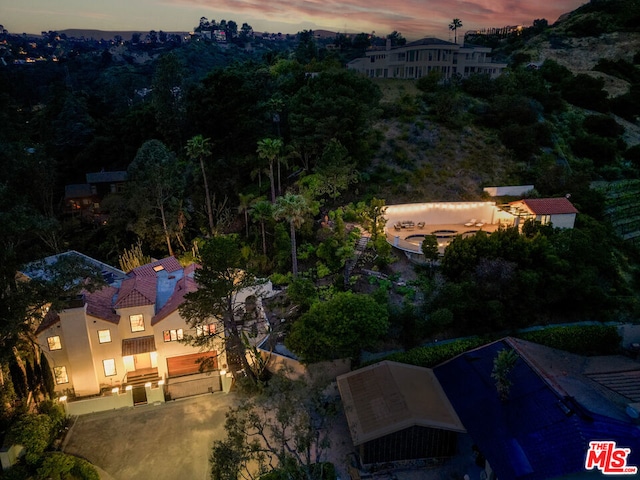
left=63, top=393, right=238, bottom=480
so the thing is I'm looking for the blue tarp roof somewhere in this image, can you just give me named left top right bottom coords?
left=434, top=340, right=640, bottom=479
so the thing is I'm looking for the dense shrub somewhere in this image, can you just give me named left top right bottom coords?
left=594, top=58, right=640, bottom=83
left=382, top=337, right=488, bottom=368
left=71, top=457, right=100, bottom=480
left=583, top=114, right=624, bottom=138
left=9, top=414, right=53, bottom=465
left=36, top=452, right=75, bottom=480
left=516, top=325, right=621, bottom=355
left=562, top=74, right=609, bottom=111
left=571, top=134, right=619, bottom=167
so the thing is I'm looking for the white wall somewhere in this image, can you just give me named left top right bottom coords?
left=385, top=202, right=498, bottom=226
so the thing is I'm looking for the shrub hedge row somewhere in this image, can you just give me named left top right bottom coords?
left=373, top=325, right=621, bottom=368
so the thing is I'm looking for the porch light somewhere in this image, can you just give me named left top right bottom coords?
left=158, top=380, right=165, bottom=386
left=125, top=385, right=133, bottom=391
left=59, top=396, right=67, bottom=402
left=145, top=382, right=152, bottom=388
left=111, top=387, right=119, bottom=394
left=220, top=369, right=227, bottom=376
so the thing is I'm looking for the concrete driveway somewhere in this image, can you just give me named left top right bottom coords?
left=62, top=393, right=238, bottom=480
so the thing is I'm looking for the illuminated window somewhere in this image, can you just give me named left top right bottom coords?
left=163, top=329, right=184, bottom=342
left=196, top=324, right=216, bottom=337
left=54, top=366, right=68, bottom=384
left=129, top=314, right=144, bottom=332
left=47, top=336, right=62, bottom=351
left=98, top=329, right=111, bottom=343
left=103, top=359, right=116, bottom=377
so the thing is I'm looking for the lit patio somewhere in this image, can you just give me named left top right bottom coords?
left=383, top=202, right=515, bottom=256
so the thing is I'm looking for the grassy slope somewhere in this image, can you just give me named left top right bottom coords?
left=367, top=80, right=521, bottom=204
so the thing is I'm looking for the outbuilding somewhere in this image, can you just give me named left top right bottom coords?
left=337, top=361, right=465, bottom=465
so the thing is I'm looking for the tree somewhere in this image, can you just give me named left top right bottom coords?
left=305, top=139, right=358, bottom=201
left=273, top=194, right=309, bottom=277
left=421, top=234, right=439, bottom=262
left=386, top=31, right=406, bottom=46
left=285, top=292, right=389, bottom=363
left=179, top=235, right=267, bottom=385
left=491, top=349, right=518, bottom=401
left=152, top=52, right=186, bottom=149
left=126, top=140, right=185, bottom=256
left=359, top=197, right=387, bottom=243
left=210, top=371, right=339, bottom=480
left=238, top=193, right=255, bottom=238
left=186, top=134, right=215, bottom=235
left=250, top=200, right=274, bottom=256
left=449, top=18, right=463, bottom=44
left=257, top=138, right=284, bottom=203
left=119, top=239, right=151, bottom=273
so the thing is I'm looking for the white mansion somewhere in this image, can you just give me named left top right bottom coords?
left=347, top=37, right=507, bottom=80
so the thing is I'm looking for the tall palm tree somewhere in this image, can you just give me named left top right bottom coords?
left=237, top=193, right=255, bottom=238
left=250, top=199, right=273, bottom=256
left=449, top=18, right=463, bottom=44
left=186, top=135, right=214, bottom=235
left=273, top=194, right=308, bottom=276
left=256, top=138, right=284, bottom=203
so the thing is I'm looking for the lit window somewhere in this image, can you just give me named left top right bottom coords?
left=196, top=324, right=216, bottom=337
left=129, top=314, right=144, bottom=332
left=98, top=329, right=111, bottom=343
left=103, top=359, right=116, bottom=377
left=163, top=329, right=184, bottom=342
left=54, top=366, right=69, bottom=384
left=47, top=336, right=62, bottom=351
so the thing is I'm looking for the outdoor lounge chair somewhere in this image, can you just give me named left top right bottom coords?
left=464, top=219, right=477, bottom=227
left=475, top=220, right=485, bottom=227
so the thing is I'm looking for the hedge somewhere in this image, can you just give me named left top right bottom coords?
left=515, top=325, right=621, bottom=356
left=369, top=324, right=621, bottom=368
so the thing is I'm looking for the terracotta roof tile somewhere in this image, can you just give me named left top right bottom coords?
left=115, top=276, right=157, bottom=308
left=152, top=276, right=198, bottom=325
left=86, top=286, right=120, bottom=323
left=35, top=310, right=60, bottom=334
left=520, top=198, right=579, bottom=215
left=130, top=257, right=182, bottom=277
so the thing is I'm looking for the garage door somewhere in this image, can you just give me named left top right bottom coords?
left=167, top=352, right=218, bottom=377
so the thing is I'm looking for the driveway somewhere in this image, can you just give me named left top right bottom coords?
left=62, top=393, right=238, bottom=480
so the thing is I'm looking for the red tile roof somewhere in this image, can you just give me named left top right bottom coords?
left=86, top=286, right=120, bottom=323
left=35, top=310, right=61, bottom=334
left=152, top=276, right=198, bottom=325
left=130, top=257, right=182, bottom=277
left=115, top=276, right=157, bottom=308
left=520, top=198, right=579, bottom=215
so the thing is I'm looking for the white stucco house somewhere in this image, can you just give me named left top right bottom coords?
left=29, top=252, right=271, bottom=401
left=508, top=197, right=579, bottom=229
left=347, top=37, right=507, bottom=80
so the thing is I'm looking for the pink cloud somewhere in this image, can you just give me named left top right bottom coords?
left=170, top=0, right=585, bottom=38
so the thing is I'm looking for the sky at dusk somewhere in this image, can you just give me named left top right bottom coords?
left=2, top=0, right=587, bottom=40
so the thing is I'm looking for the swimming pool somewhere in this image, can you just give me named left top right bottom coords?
left=405, top=230, right=459, bottom=246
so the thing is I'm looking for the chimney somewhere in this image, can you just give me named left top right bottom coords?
left=386, top=38, right=391, bottom=51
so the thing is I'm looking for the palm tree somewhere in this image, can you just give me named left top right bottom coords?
left=250, top=199, right=273, bottom=256
left=273, top=194, right=308, bottom=276
left=449, top=18, right=463, bottom=44
left=237, top=193, right=255, bottom=238
left=256, top=138, right=284, bottom=203
left=186, top=135, right=214, bottom=235
left=491, top=348, right=518, bottom=401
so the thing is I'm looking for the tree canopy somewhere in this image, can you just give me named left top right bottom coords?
left=285, top=292, right=389, bottom=363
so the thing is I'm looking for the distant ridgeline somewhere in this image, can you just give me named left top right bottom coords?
left=592, top=180, right=640, bottom=244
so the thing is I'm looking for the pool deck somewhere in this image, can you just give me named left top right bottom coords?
left=386, top=222, right=503, bottom=254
